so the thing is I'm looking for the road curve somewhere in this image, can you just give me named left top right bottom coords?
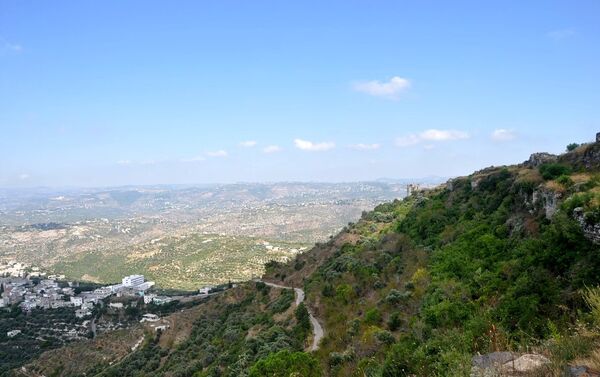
left=260, top=281, right=324, bottom=351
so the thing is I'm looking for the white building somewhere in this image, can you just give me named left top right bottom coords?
left=140, top=313, right=159, bottom=322
left=70, top=296, right=83, bottom=307
left=7, top=330, right=21, bottom=337
left=122, top=275, right=144, bottom=287
left=198, top=286, right=212, bottom=295
left=136, top=281, right=154, bottom=292
left=144, top=294, right=157, bottom=304
left=109, top=302, right=124, bottom=309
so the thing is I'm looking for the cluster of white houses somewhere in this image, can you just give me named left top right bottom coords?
left=0, top=273, right=159, bottom=318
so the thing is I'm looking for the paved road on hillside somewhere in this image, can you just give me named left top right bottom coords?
left=261, top=281, right=324, bottom=351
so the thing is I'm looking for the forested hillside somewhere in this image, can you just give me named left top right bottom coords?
left=264, top=141, right=600, bottom=376
left=12, top=140, right=600, bottom=376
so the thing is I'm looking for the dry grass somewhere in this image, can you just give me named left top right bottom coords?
left=544, top=180, right=567, bottom=194
left=515, top=168, right=544, bottom=186
left=572, top=173, right=593, bottom=185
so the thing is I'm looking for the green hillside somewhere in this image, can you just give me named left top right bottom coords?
left=267, top=141, right=600, bottom=376
left=14, top=140, right=600, bottom=376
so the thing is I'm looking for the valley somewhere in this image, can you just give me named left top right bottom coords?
left=0, top=182, right=410, bottom=289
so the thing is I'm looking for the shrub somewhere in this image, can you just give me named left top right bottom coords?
left=335, top=284, right=354, bottom=304
left=567, top=143, right=579, bottom=152
left=385, top=289, right=411, bottom=305
left=557, top=174, right=574, bottom=189
left=387, top=312, right=402, bottom=331
left=249, top=350, right=321, bottom=377
left=375, top=330, right=395, bottom=345
left=269, top=289, right=294, bottom=314
left=539, top=163, right=572, bottom=180
left=365, top=308, right=382, bottom=324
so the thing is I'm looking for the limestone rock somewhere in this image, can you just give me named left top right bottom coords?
left=532, top=188, right=562, bottom=219
left=569, top=365, right=600, bottom=377
left=527, top=152, right=558, bottom=167
left=471, top=352, right=550, bottom=377
left=573, top=207, right=600, bottom=244
left=501, top=354, right=550, bottom=374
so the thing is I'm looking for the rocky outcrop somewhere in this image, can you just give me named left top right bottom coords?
left=532, top=188, right=562, bottom=219
left=570, top=365, right=600, bottom=377
left=526, top=152, right=558, bottom=167
left=471, top=352, right=550, bottom=376
left=559, top=142, right=600, bottom=171
left=573, top=207, right=600, bottom=244
left=521, top=186, right=562, bottom=219
left=472, top=351, right=600, bottom=376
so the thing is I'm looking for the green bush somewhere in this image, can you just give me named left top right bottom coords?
left=269, top=289, right=295, bottom=314
left=364, top=308, right=382, bottom=324
left=249, top=350, right=321, bottom=377
left=539, top=163, right=572, bottom=180
left=557, top=174, right=574, bottom=189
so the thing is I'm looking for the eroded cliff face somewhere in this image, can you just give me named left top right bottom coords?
left=573, top=207, right=600, bottom=244
left=532, top=187, right=562, bottom=219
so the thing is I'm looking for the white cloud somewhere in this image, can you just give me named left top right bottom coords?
left=239, top=140, right=257, bottom=147
left=117, top=160, right=132, bottom=165
left=181, top=156, right=206, bottom=162
left=18, top=173, right=29, bottom=180
left=491, top=129, right=517, bottom=141
left=294, top=139, right=335, bottom=152
left=206, top=150, right=228, bottom=157
left=349, top=143, right=380, bottom=151
left=396, top=129, right=470, bottom=147
left=353, top=76, right=411, bottom=99
left=547, top=28, right=576, bottom=41
left=420, top=129, right=469, bottom=141
left=263, top=145, right=282, bottom=154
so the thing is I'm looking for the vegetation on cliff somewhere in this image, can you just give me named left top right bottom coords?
left=11, top=140, right=600, bottom=377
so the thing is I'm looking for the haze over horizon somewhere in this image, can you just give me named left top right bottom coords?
left=1, top=1, right=599, bottom=187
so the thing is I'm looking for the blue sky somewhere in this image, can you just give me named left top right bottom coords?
left=1, top=1, right=599, bottom=187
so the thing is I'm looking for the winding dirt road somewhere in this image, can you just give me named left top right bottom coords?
left=261, top=281, right=324, bottom=351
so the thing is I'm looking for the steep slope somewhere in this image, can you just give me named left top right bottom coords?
left=11, top=138, right=600, bottom=377
left=264, top=140, right=600, bottom=376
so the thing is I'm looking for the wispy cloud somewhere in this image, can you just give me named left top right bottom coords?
left=18, top=173, right=30, bottom=180
left=239, top=140, right=257, bottom=147
left=353, top=76, right=411, bottom=99
left=117, top=160, right=132, bottom=165
left=547, top=28, right=576, bottom=41
left=206, top=150, right=228, bottom=157
left=180, top=156, right=206, bottom=162
left=349, top=143, right=380, bottom=151
left=294, top=139, right=335, bottom=152
left=263, top=145, right=282, bottom=154
left=0, top=38, right=23, bottom=54
left=395, top=134, right=421, bottom=147
left=396, top=129, right=470, bottom=147
left=491, top=128, right=517, bottom=141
